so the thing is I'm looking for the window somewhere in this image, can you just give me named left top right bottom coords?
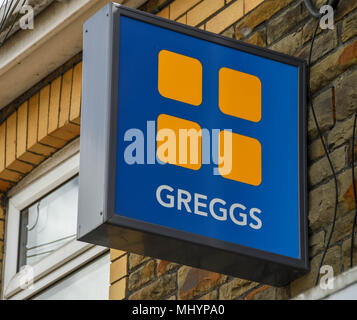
left=2, top=140, right=109, bottom=300
left=32, top=253, right=110, bottom=300
left=18, top=177, right=79, bottom=268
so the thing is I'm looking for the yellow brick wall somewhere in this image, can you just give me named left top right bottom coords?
left=157, top=0, right=264, bottom=32
left=0, top=61, right=82, bottom=296
left=0, top=62, right=82, bottom=193
left=109, top=250, right=128, bottom=300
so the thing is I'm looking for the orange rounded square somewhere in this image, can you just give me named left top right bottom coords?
left=219, top=67, right=261, bottom=122
left=157, top=114, right=202, bottom=170
left=158, top=50, right=202, bottom=106
left=218, top=131, right=262, bottom=186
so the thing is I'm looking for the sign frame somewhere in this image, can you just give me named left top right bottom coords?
left=78, top=3, right=309, bottom=286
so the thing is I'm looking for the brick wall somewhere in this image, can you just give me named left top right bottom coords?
left=0, top=62, right=82, bottom=194
left=110, top=0, right=357, bottom=300
left=0, top=60, right=82, bottom=296
left=109, top=250, right=128, bottom=300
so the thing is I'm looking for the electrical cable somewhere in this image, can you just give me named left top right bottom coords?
left=303, top=0, right=340, bottom=18
left=304, top=0, right=322, bottom=18
left=0, top=0, right=17, bottom=31
left=0, top=1, right=25, bottom=47
left=307, top=20, right=340, bottom=287
left=350, top=112, right=357, bottom=268
left=305, top=0, right=357, bottom=273
left=0, top=0, right=25, bottom=48
left=0, top=0, right=10, bottom=30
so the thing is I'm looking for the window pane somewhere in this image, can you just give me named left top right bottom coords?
left=19, top=176, right=79, bottom=268
left=32, top=253, right=110, bottom=300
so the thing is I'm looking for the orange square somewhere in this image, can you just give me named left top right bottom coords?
left=157, top=114, right=201, bottom=170
left=219, top=67, right=261, bottom=122
left=218, top=131, right=261, bottom=186
left=158, top=50, right=202, bottom=106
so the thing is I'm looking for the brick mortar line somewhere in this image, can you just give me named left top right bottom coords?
left=171, top=0, right=204, bottom=22
left=127, top=260, right=263, bottom=300
left=307, top=32, right=357, bottom=68
left=309, top=241, right=345, bottom=272
left=312, top=224, right=357, bottom=249
left=297, top=28, right=340, bottom=60
left=241, top=2, right=356, bottom=48
left=227, top=0, right=266, bottom=33
left=55, top=68, right=65, bottom=131
left=263, top=1, right=311, bottom=46
left=238, top=0, right=303, bottom=42
left=127, top=261, right=188, bottom=299
left=307, top=165, right=350, bottom=192
left=159, top=272, right=178, bottom=300
left=307, top=142, right=348, bottom=167
left=191, top=280, right=225, bottom=300
left=0, top=133, right=80, bottom=191
left=0, top=136, right=79, bottom=175
left=66, top=59, right=75, bottom=131
left=0, top=177, right=16, bottom=185
left=188, top=278, right=227, bottom=300
left=127, top=260, right=158, bottom=291
left=308, top=165, right=347, bottom=190
left=110, top=252, right=127, bottom=264
left=294, top=52, right=357, bottom=112
left=239, top=283, right=266, bottom=300
left=265, top=11, right=357, bottom=65
left=309, top=235, right=357, bottom=264
left=110, top=275, right=128, bottom=286
left=127, top=256, right=153, bottom=273
left=126, top=259, right=175, bottom=297
left=337, top=15, right=343, bottom=47
left=309, top=232, right=357, bottom=256
left=195, top=0, right=243, bottom=29
left=0, top=166, right=32, bottom=177
left=307, top=143, right=345, bottom=167
left=141, top=0, right=174, bottom=14
left=124, top=251, right=130, bottom=300
left=0, top=53, right=82, bottom=126
left=310, top=62, right=357, bottom=103
left=4, top=157, right=40, bottom=169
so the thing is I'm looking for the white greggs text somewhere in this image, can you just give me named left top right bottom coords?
left=156, top=184, right=262, bottom=230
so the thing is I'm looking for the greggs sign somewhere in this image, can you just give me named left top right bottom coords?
left=78, top=3, right=309, bottom=286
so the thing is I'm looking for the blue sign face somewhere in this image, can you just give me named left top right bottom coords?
left=114, top=15, right=301, bottom=259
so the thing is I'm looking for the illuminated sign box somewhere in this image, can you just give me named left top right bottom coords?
left=78, top=3, right=308, bottom=286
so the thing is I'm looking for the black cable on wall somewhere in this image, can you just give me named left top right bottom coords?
left=303, top=0, right=343, bottom=286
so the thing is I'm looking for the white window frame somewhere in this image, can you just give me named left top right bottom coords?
left=2, top=140, right=108, bottom=300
